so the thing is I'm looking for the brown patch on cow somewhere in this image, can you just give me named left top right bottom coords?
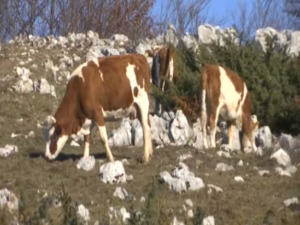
left=133, top=87, right=139, bottom=97
left=201, top=64, right=221, bottom=114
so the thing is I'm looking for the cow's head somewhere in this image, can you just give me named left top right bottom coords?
left=242, top=115, right=259, bottom=152
left=44, top=115, right=68, bottom=160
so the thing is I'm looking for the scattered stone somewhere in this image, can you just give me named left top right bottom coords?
left=76, top=156, right=96, bottom=171
left=185, top=199, right=193, bottom=207
left=237, top=160, right=244, bottom=167
left=202, top=216, right=215, bottom=225
left=270, top=148, right=291, bottom=167
left=178, top=153, right=193, bottom=162
left=187, top=209, right=194, bottom=218
left=140, top=196, right=146, bottom=202
left=215, top=163, right=234, bottom=172
left=275, top=167, right=292, bottom=177
left=283, top=197, right=299, bottom=207
left=0, top=188, right=19, bottom=211
left=0, top=145, right=18, bottom=157
left=77, top=204, right=90, bottom=222
left=99, top=161, right=126, bottom=184
left=113, top=187, right=129, bottom=200
left=207, top=184, right=223, bottom=195
left=108, top=206, right=130, bottom=223
left=234, top=176, right=244, bottom=183
left=258, top=170, right=270, bottom=176
left=159, top=162, right=205, bottom=193
left=172, top=217, right=184, bottom=225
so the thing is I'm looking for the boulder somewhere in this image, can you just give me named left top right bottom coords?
left=170, top=110, right=193, bottom=145
left=270, top=148, right=291, bottom=167
left=256, top=126, right=272, bottom=148
left=99, top=161, right=127, bottom=184
left=108, top=118, right=132, bottom=147
left=76, top=156, right=96, bottom=171
left=33, top=78, right=56, bottom=97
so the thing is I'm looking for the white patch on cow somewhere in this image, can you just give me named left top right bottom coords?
left=218, top=66, right=243, bottom=120
left=83, top=142, right=90, bottom=158
left=169, top=58, right=174, bottom=82
left=70, top=62, right=88, bottom=82
left=45, top=135, right=69, bottom=160
left=76, top=119, right=92, bottom=136
left=91, top=58, right=99, bottom=67
left=99, top=70, right=104, bottom=82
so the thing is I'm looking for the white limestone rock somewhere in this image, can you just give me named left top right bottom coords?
left=99, top=161, right=126, bottom=184
left=283, top=197, right=299, bottom=207
left=202, top=216, right=215, bottom=225
left=270, top=148, right=291, bottom=167
left=159, top=162, right=205, bottom=193
left=0, top=188, right=19, bottom=211
left=234, top=176, right=244, bottom=183
left=108, top=118, right=132, bottom=147
left=215, top=163, right=234, bottom=172
left=33, top=78, right=56, bottom=97
left=0, top=145, right=18, bottom=157
left=131, top=119, right=143, bottom=147
left=256, top=126, right=272, bottom=148
left=76, top=156, right=96, bottom=171
left=170, top=110, right=193, bottom=146
left=113, top=187, right=129, bottom=200
left=77, top=204, right=90, bottom=222
left=149, top=114, right=170, bottom=146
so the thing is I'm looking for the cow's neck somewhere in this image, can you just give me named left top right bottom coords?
left=55, top=89, right=83, bottom=136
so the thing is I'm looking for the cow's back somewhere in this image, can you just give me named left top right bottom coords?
left=76, top=54, right=150, bottom=112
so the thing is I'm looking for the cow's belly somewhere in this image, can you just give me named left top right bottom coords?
left=103, top=105, right=136, bottom=121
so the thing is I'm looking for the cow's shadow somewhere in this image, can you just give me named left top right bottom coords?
left=29, top=152, right=107, bottom=162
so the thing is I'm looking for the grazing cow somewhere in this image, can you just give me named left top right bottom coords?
left=201, top=64, right=258, bottom=152
left=45, top=54, right=153, bottom=162
left=146, top=45, right=178, bottom=114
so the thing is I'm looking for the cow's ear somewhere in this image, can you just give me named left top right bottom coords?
left=45, top=115, right=56, bottom=125
left=145, top=50, right=153, bottom=57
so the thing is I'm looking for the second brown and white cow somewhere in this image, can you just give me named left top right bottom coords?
left=201, top=64, right=258, bottom=152
left=146, top=45, right=178, bottom=114
left=45, top=54, right=153, bottom=162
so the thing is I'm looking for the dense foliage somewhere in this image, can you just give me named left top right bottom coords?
left=160, top=40, right=300, bottom=134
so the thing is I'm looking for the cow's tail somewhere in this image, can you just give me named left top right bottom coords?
left=165, top=46, right=176, bottom=82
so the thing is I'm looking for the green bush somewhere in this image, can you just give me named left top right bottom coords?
left=165, top=39, right=300, bottom=134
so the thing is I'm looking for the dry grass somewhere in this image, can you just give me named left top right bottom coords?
left=0, top=42, right=299, bottom=225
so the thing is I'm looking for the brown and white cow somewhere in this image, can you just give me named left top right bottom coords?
left=45, top=54, right=153, bottom=162
left=146, top=45, right=177, bottom=114
left=200, top=64, right=258, bottom=152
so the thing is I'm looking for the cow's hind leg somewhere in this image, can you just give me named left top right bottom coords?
left=83, top=134, right=90, bottom=158
left=135, top=96, right=153, bottom=163
left=209, top=104, right=222, bottom=149
left=201, top=90, right=208, bottom=149
left=227, top=121, right=235, bottom=150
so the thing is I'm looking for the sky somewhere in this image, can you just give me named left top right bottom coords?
left=152, top=0, right=252, bottom=29
left=207, top=0, right=241, bottom=28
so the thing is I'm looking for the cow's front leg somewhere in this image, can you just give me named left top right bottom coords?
left=98, top=125, right=114, bottom=162
left=83, top=134, right=90, bottom=158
